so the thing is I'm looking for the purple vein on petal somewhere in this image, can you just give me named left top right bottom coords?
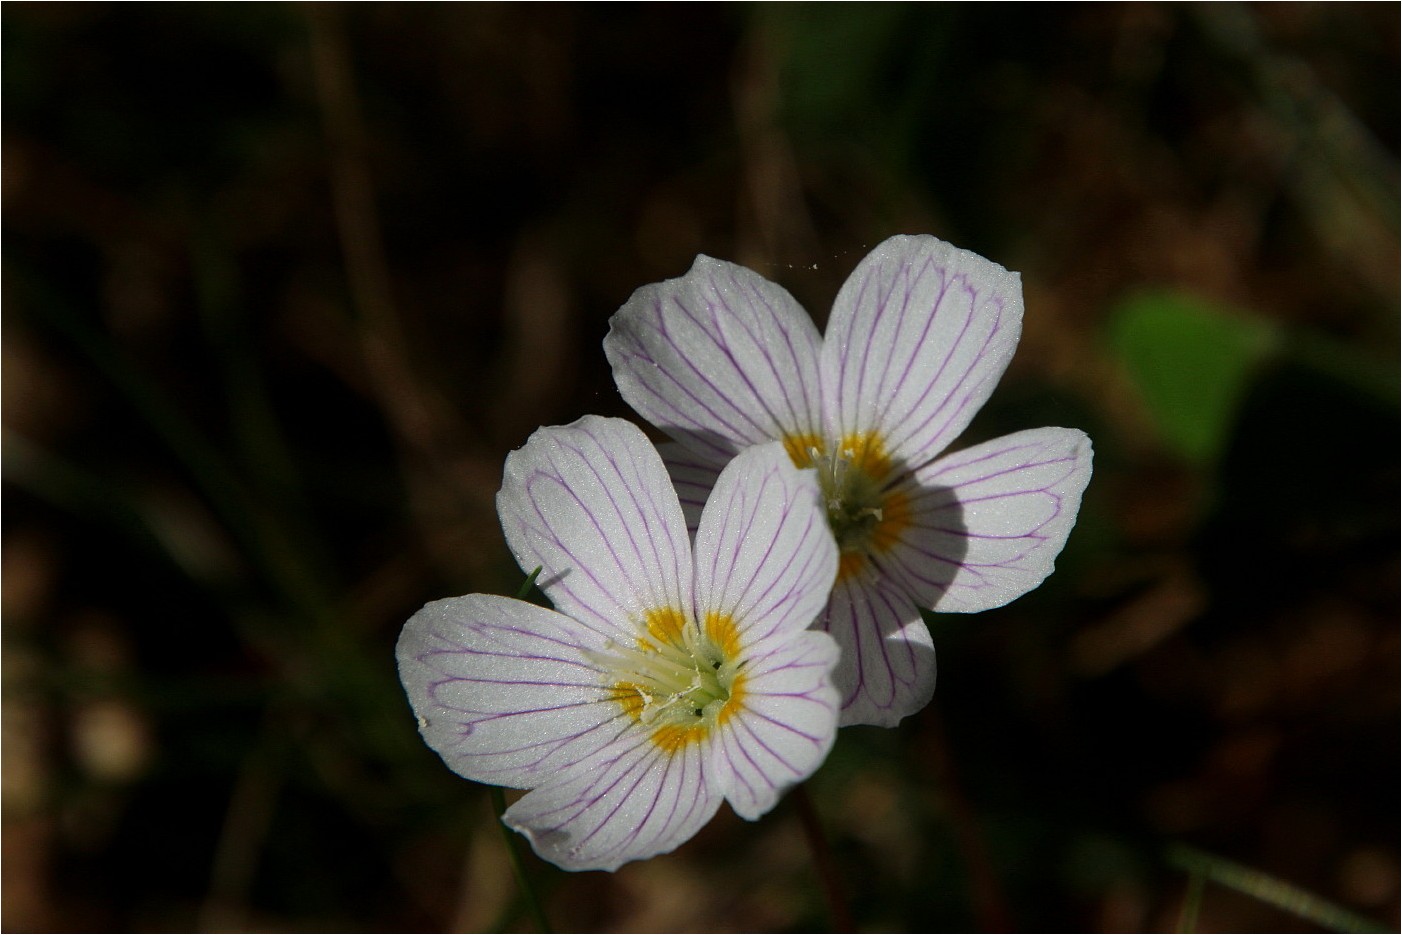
left=739, top=509, right=830, bottom=641
left=520, top=469, right=646, bottom=616
left=530, top=736, right=711, bottom=866
left=523, top=428, right=686, bottom=617
left=571, top=743, right=675, bottom=855
left=699, top=462, right=830, bottom=643
left=612, top=306, right=755, bottom=458
left=732, top=269, right=821, bottom=433
left=868, top=252, right=951, bottom=437
left=719, top=665, right=835, bottom=794
left=521, top=730, right=659, bottom=838
left=419, top=628, right=603, bottom=672
left=722, top=713, right=805, bottom=785
left=844, top=251, right=933, bottom=424
left=883, top=284, right=1008, bottom=465
left=868, top=573, right=923, bottom=695
left=703, top=266, right=818, bottom=437
left=660, top=293, right=773, bottom=437
left=832, top=261, right=879, bottom=428
left=446, top=706, right=637, bottom=783
left=838, top=573, right=921, bottom=712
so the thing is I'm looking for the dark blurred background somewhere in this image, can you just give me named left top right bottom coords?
left=3, top=3, right=1397, bottom=931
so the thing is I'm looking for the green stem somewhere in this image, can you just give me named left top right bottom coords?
left=489, top=786, right=551, bottom=933
left=1168, top=844, right=1388, bottom=933
left=1177, top=864, right=1205, bottom=933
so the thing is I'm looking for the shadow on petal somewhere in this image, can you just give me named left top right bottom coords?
left=879, top=473, right=972, bottom=611
left=825, top=458, right=965, bottom=726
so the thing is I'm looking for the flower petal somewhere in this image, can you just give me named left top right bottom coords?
left=823, top=235, right=1023, bottom=470
left=396, top=595, right=629, bottom=789
left=498, top=416, right=692, bottom=643
left=888, top=427, right=1094, bottom=613
left=605, top=255, right=825, bottom=463
left=658, top=440, right=724, bottom=536
left=503, top=730, right=722, bottom=872
left=714, top=630, right=840, bottom=820
left=823, top=573, right=936, bottom=727
left=692, top=442, right=838, bottom=646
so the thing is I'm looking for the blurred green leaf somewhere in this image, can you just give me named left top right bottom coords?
left=1109, top=291, right=1280, bottom=464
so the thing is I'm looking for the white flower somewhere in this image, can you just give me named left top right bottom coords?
left=605, top=235, right=1094, bottom=727
left=396, top=416, right=840, bottom=871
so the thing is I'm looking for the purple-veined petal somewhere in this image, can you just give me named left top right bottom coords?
left=658, top=440, right=725, bottom=536
left=396, top=595, right=632, bottom=789
left=714, top=630, right=840, bottom=820
left=692, top=442, right=838, bottom=646
left=503, top=728, right=722, bottom=872
left=887, top=427, right=1094, bottom=613
left=498, top=416, right=692, bottom=644
left=823, top=572, right=936, bottom=728
left=605, top=255, right=824, bottom=463
left=823, top=235, right=1023, bottom=470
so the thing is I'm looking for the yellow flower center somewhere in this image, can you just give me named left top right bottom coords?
left=599, top=607, right=746, bottom=753
left=784, top=431, right=911, bottom=580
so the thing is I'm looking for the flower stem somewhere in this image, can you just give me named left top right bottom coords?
left=792, top=783, right=854, bottom=932
left=489, top=786, right=551, bottom=933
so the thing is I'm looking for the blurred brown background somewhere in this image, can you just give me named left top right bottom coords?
left=3, top=3, right=1397, bottom=931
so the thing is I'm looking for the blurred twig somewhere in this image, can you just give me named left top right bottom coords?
left=305, top=4, right=471, bottom=463
left=732, top=13, right=822, bottom=271
left=1189, top=3, right=1400, bottom=304
left=10, top=264, right=423, bottom=776
left=927, top=708, right=1013, bottom=932
left=304, top=3, right=502, bottom=593
left=199, top=709, right=288, bottom=932
left=1176, top=859, right=1207, bottom=934
left=792, top=783, right=854, bottom=933
left=8, top=277, right=333, bottom=625
left=1168, top=844, right=1390, bottom=933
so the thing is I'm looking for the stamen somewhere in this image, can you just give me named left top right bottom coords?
left=783, top=429, right=912, bottom=575
left=789, top=430, right=913, bottom=577
left=597, top=607, right=746, bottom=751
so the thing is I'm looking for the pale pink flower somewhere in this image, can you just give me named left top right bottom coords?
left=397, top=416, right=840, bottom=870
left=606, top=235, right=1093, bottom=726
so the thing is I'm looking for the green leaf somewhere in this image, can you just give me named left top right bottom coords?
left=1108, top=291, right=1280, bottom=464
